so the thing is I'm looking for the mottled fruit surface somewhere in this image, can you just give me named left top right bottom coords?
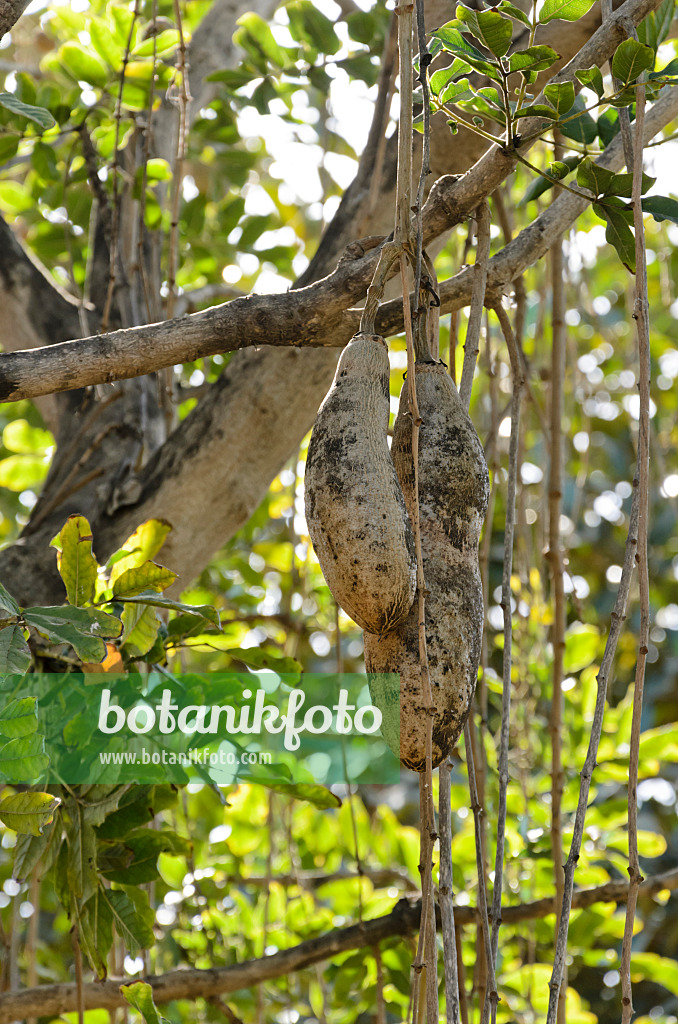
left=305, top=333, right=417, bottom=635
left=366, top=362, right=489, bottom=770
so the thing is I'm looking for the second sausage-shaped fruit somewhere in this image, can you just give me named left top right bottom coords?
left=365, top=362, right=489, bottom=770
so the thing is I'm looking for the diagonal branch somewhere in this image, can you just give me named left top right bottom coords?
left=2, top=63, right=675, bottom=407
left=0, top=0, right=31, bottom=40
left=0, top=869, right=676, bottom=1024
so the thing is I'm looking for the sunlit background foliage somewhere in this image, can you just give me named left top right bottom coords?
left=0, top=0, right=677, bottom=1021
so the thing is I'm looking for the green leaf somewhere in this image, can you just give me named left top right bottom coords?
left=539, top=0, right=595, bottom=23
left=144, top=158, right=172, bottom=182
left=89, top=19, right=120, bottom=68
left=108, top=519, right=172, bottom=585
left=642, top=195, right=678, bottom=224
left=0, top=734, right=49, bottom=783
left=649, top=56, right=678, bottom=80
left=79, top=887, right=114, bottom=979
left=101, top=828, right=191, bottom=884
left=132, top=29, right=180, bottom=58
left=345, top=11, right=377, bottom=46
left=0, top=696, right=38, bottom=738
left=495, top=1, right=531, bottom=26
left=575, top=65, right=605, bottom=97
left=594, top=201, right=636, bottom=273
left=611, top=38, right=654, bottom=85
left=563, top=624, right=599, bottom=673
left=13, top=818, right=60, bottom=878
left=66, top=802, right=97, bottom=901
left=576, top=156, right=616, bottom=196
left=59, top=42, right=110, bottom=87
left=508, top=46, right=560, bottom=74
left=629, top=953, right=678, bottom=997
left=430, top=23, right=490, bottom=62
left=116, top=593, right=220, bottom=628
left=2, top=420, right=54, bottom=457
left=602, top=171, right=655, bottom=198
left=0, top=136, right=19, bottom=163
left=226, top=646, right=302, bottom=675
left=251, top=779, right=342, bottom=810
left=513, top=103, right=558, bottom=120
left=0, top=454, right=49, bottom=491
left=430, top=59, right=473, bottom=97
left=0, top=625, right=31, bottom=674
left=112, top=562, right=178, bottom=598
left=638, top=723, right=678, bottom=761
left=24, top=606, right=122, bottom=664
left=121, top=603, right=160, bottom=657
left=234, top=12, right=290, bottom=69
left=57, top=515, right=98, bottom=607
left=0, top=93, right=55, bottom=130
left=31, top=140, right=59, bottom=182
left=455, top=4, right=513, bottom=58
left=25, top=606, right=122, bottom=638
left=0, top=181, right=33, bottom=214
left=0, top=581, right=21, bottom=617
left=101, top=886, right=154, bottom=952
left=205, top=67, right=254, bottom=88
left=288, top=1, right=341, bottom=55
left=520, top=153, right=585, bottom=203
left=638, top=0, right=675, bottom=51
left=0, top=791, right=60, bottom=835
left=544, top=80, right=575, bottom=115
left=121, top=981, right=166, bottom=1024
left=440, top=78, right=474, bottom=104
left=558, top=95, right=597, bottom=144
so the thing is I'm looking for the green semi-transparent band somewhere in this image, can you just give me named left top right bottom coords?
left=0, top=672, right=401, bottom=787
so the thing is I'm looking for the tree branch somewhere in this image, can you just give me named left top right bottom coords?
left=0, top=0, right=30, bottom=40
left=0, top=869, right=676, bottom=1023
left=2, top=61, right=675, bottom=408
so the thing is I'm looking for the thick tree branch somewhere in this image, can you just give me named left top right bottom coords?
left=0, top=869, right=676, bottom=1023
left=0, top=0, right=30, bottom=40
left=373, top=82, right=678, bottom=332
left=1, top=57, right=675, bottom=407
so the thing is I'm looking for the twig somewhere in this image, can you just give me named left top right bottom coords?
left=337, top=602, right=365, bottom=924
left=71, top=926, right=85, bottom=1024
left=546, top=418, right=643, bottom=1020
left=373, top=943, right=387, bottom=1024
left=600, top=0, right=636, bottom=170
left=412, top=0, right=432, bottom=347
left=394, top=4, right=437, bottom=1020
left=463, top=722, right=497, bottom=1016
left=459, top=202, right=491, bottom=411
left=394, top=2, right=413, bottom=248
left=102, top=0, right=141, bottom=332
left=620, top=78, right=650, bottom=1024
left=208, top=996, right=246, bottom=1024
left=483, top=304, right=524, bottom=1024
left=356, top=14, right=398, bottom=235
left=439, top=760, right=461, bottom=1024
left=402, top=256, right=436, bottom=1024
left=26, top=871, right=39, bottom=1024
left=136, top=0, right=159, bottom=324
left=166, top=0, right=190, bottom=321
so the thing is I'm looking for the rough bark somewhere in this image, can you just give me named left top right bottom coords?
left=0, top=0, right=30, bottom=40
